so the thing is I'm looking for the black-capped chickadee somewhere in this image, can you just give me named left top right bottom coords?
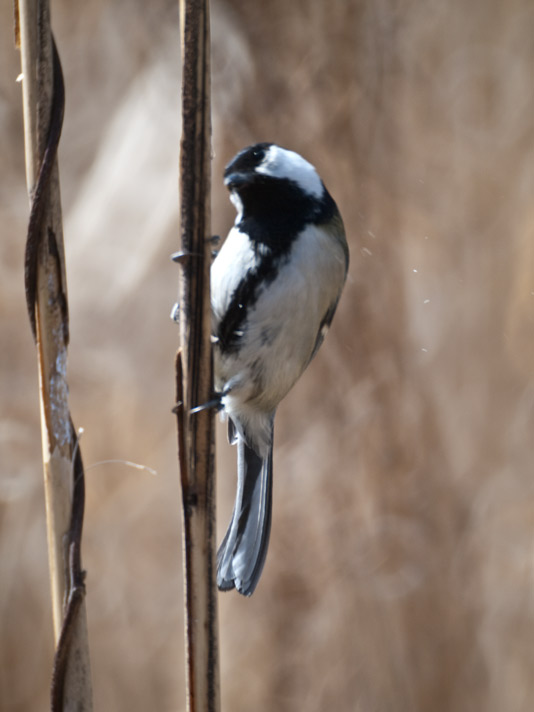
left=212, top=142, right=349, bottom=595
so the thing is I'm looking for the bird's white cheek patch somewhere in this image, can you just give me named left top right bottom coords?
left=229, top=191, right=243, bottom=223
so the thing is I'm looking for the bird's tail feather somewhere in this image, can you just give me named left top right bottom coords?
left=217, top=434, right=273, bottom=596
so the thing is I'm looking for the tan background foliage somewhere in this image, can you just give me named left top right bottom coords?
left=1, top=1, right=534, bottom=710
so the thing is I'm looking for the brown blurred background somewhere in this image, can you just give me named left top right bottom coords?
left=2, top=0, right=534, bottom=710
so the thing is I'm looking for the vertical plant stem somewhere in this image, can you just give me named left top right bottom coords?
left=176, top=1, right=219, bottom=711
left=16, top=1, right=93, bottom=709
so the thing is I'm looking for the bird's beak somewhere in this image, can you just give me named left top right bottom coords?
left=224, top=171, right=249, bottom=190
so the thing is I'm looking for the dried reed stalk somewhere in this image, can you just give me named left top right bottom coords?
left=15, top=0, right=93, bottom=709
left=175, top=1, right=219, bottom=711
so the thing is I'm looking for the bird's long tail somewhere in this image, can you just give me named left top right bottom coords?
left=217, top=431, right=273, bottom=596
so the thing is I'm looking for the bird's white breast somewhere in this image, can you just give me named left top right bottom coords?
left=244, top=224, right=345, bottom=405
left=211, top=222, right=346, bottom=417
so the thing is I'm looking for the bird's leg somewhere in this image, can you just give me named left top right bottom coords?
left=190, top=393, right=224, bottom=414
left=190, top=380, right=234, bottom=415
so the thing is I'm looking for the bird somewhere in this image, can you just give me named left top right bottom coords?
left=211, top=142, right=349, bottom=595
